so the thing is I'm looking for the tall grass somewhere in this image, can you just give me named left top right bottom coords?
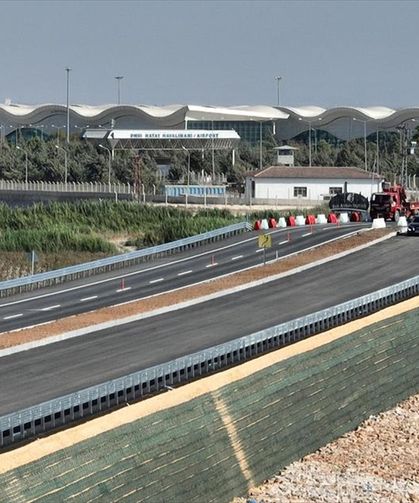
left=0, top=202, right=241, bottom=253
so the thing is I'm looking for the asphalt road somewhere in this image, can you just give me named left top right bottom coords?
left=0, top=223, right=368, bottom=332
left=0, top=235, right=417, bottom=416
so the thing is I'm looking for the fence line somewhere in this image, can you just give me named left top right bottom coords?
left=1, top=274, right=418, bottom=447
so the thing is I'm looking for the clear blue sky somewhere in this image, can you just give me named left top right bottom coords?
left=1, top=0, right=417, bottom=108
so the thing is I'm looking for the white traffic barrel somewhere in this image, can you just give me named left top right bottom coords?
left=371, top=218, right=386, bottom=229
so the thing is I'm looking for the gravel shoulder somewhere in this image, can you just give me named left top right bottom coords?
left=232, top=394, right=419, bottom=503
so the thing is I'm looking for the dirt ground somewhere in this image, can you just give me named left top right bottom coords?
left=0, top=228, right=392, bottom=350
left=232, top=393, right=419, bottom=503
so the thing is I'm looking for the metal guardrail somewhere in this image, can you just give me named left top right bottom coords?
left=1, top=274, right=418, bottom=447
left=0, top=222, right=252, bottom=297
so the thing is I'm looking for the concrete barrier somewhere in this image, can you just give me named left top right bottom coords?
left=277, top=217, right=287, bottom=228
left=339, top=212, right=349, bottom=224
left=316, top=214, right=327, bottom=224
left=295, top=215, right=305, bottom=226
left=372, top=218, right=386, bottom=229
left=397, top=216, right=408, bottom=233
left=261, top=219, right=269, bottom=230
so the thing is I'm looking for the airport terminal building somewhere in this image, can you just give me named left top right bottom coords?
left=0, top=102, right=418, bottom=144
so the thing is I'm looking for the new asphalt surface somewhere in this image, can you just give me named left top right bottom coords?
left=0, top=235, right=418, bottom=416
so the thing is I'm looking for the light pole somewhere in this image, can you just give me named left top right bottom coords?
left=99, top=144, right=112, bottom=190
left=51, top=125, right=66, bottom=146
left=65, top=67, right=71, bottom=144
left=55, top=145, right=68, bottom=185
left=275, top=76, right=282, bottom=106
left=182, top=146, right=191, bottom=187
left=353, top=118, right=368, bottom=171
left=298, top=118, right=313, bottom=167
left=115, top=76, right=123, bottom=105
left=259, top=121, right=263, bottom=170
left=16, top=146, right=28, bottom=183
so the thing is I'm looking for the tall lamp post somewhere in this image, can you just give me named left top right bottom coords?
left=55, top=145, right=68, bottom=185
left=275, top=76, right=282, bottom=106
left=99, top=144, right=112, bottom=191
left=115, top=76, right=124, bottom=105
left=353, top=118, right=368, bottom=171
left=65, top=67, right=71, bottom=144
left=181, top=146, right=191, bottom=187
left=16, top=145, right=28, bottom=183
left=51, top=124, right=66, bottom=146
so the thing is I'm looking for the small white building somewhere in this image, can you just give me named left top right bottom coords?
left=245, top=166, right=382, bottom=203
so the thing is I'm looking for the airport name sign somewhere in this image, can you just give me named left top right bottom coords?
left=108, top=130, right=240, bottom=140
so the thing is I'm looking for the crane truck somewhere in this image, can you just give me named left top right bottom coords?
left=370, top=182, right=419, bottom=221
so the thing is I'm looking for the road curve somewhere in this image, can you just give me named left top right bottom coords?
left=0, top=235, right=417, bottom=416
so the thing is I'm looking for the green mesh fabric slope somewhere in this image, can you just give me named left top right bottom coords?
left=0, top=308, right=417, bottom=503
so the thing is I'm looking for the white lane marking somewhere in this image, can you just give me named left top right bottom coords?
left=279, top=241, right=288, bottom=245
left=116, top=287, right=132, bottom=293
left=206, top=263, right=218, bottom=268
left=231, top=255, right=243, bottom=261
left=0, top=223, right=369, bottom=309
left=3, top=313, right=23, bottom=320
left=302, top=232, right=312, bottom=237
left=255, top=249, right=264, bottom=253
left=177, top=270, right=192, bottom=276
left=40, top=305, right=60, bottom=311
left=149, top=278, right=164, bottom=284
left=80, top=296, right=98, bottom=302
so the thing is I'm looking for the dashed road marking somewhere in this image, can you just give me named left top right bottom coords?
left=279, top=241, right=288, bottom=245
left=205, top=263, right=218, bottom=268
left=177, top=270, right=192, bottom=276
left=231, top=255, right=243, bottom=261
left=116, top=287, right=132, bottom=293
left=40, top=305, right=60, bottom=311
left=302, top=232, right=312, bottom=237
left=149, top=278, right=164, bottom=284
left=80, top=296, right=98, bottom=302
left=3, top=314, right=23, bottom=320
left=255, top=249, right=264, bottom=253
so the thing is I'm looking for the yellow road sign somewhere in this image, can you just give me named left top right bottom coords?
left=258, top=234, right=272, bottom=248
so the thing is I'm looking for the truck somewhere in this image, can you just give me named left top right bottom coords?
left=370, top=182, right=419, bottom=221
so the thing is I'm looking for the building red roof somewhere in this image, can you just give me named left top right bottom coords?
left=248, top=166, right=381, bottom=180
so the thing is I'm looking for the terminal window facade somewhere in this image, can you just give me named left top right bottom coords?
left=329, top=187, right=343, bottom=195
left=293, top=187, right=307, bottom=197
left=187, top=121, right=273, bottom=145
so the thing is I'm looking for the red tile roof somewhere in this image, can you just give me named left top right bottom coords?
left=249, top=166, right=381, bottom=180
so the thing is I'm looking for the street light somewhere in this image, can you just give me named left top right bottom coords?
left=65, top=67, right=71, bottom=144
left=275, top=76, right=282, bottom=107
left=181, top=146, right=191, bottom=187
left=99, top=144, right=112, bottom=191
left=55, top=145, right=68, bottom=185
left=16, top=145, right=28, bottom=183
left=51, top=124, right=66, bottom=146
left=115, top=76, right=124, bottom=105
left=353, top=118, right=368, bottom=171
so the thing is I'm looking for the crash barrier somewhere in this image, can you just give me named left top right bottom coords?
left=0, top=222, right=252, bottom=298
left=1, top=309, right=416, bottom=501
left=1, top=274, right=418, bottom=448
left=371, top=218, right=386, bottom=229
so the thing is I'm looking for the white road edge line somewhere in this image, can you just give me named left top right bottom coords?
left=3, top=314, right=23, bottom=320
left=80, top=296, right=98, bottom=302
left=177, top=270, right=193, bottom=276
